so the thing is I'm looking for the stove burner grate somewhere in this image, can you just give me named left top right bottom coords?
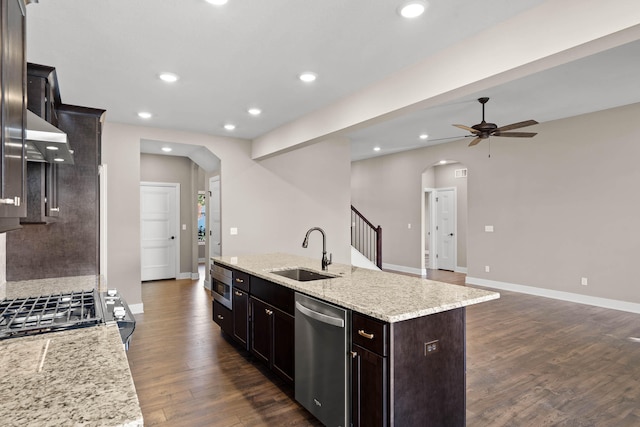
left=0, top=290, right=104, bottom=340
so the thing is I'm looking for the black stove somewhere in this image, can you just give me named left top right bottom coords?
left=0, top=290, right=104, bottom=340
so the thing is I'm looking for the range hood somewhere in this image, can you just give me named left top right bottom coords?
left=25, top=110, right=74, bottom=164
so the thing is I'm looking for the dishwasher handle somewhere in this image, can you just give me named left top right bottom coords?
left=295, top=301, right=345, bottom=328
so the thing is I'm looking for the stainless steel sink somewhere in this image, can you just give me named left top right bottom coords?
left=270, top=268, right=337, bottom=282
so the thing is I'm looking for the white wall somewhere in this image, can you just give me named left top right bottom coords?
left=352, top=102, right=640, bottom=306
left=102, top=122, right=351, bottom=307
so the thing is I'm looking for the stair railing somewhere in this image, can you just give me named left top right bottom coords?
left=351, top=205, right=382, bottom=269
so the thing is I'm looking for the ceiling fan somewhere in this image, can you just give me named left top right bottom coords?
left=453, top=97, right=538, bottom=147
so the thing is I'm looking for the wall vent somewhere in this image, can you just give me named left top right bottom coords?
left=455, top=168, right=468, bottom=178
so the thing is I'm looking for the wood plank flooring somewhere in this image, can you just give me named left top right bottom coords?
left=127, top=267, right=640, bottom=426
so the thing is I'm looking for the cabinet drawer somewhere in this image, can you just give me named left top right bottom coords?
left=352, top=312, right=388, bottom=357
left=213, top=300, right=233, bottom=335
left=233, top=270, right=250, bottom=292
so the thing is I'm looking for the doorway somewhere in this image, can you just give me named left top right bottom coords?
left=209, top=176, right=221, bottom=258
left=140, top=182, right=180, bottom=281
left=421, top=162, right=468, bottom=275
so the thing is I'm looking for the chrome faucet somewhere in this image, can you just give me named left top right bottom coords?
left=302, top=227, right=332, bottom=271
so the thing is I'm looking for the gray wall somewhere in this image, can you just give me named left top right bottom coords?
left=351, top=102, right=640, bottom=305
left=102, top=122, right=351, bottom=308
left=140, top=153, right=204, bottom=276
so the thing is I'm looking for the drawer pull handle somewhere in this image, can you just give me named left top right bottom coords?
left=235, top=278, right=244, bottom=283
left=217, top=314, right=224, bottom=320
left=351, top=351, right=358, bottom=359
left=358, top=330, right=375, bottom=340
left=234, top=291, right=243, bottom=296
left=265, top=309, right=273, bottom=316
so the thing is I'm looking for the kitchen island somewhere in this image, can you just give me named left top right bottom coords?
left=0, top=276, right=143, bottom=427
left=212, top=253, right=499, bottom=426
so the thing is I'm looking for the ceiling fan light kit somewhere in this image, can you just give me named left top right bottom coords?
left=453, top=97, right=538, bottom=147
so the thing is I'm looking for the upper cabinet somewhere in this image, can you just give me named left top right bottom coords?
left=0, top=0, right=27, bottom=230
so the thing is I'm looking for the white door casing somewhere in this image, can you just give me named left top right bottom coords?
left=435, top=188, right=456, bottom=271
left=209, top=176, right=221, bottom=258
left=140, top=182, right=180, bottom=281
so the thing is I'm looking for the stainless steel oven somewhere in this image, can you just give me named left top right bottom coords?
left=211, top=263, right=233, bottom=309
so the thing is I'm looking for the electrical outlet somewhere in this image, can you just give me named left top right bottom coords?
left=485, top=265, right=490, bottom=273
left=581, top=277, right=588, bottom=286
left=408, top=223, right=411, bottom=229
left=424, top=340, right=440, bottom=355
left=230, top=227, right=238, bottom=235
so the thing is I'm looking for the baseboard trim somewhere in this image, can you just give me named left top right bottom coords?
left=128, top=303, right=144, bottom=315
left=382, top=263, right=423, bottom=276
left=203, top=279, right=211, bottom=290
left=466, top=276, right=640, bottom=314
left=177, top=272, right=200, bottom=280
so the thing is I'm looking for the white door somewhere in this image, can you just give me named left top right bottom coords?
left=436, top=188, right=456, bottom=271
left=209, top=176, right=221, bottom=257
left=140, top=183, right=179, bottom=281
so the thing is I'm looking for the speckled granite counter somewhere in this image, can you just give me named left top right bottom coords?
left=0, top=324, right=143, bottom=427
left=5, top=275, right=102, bottom=299
left=213, top=253, right=499, bottom=322
left=1, top=276, right=142, bottom=426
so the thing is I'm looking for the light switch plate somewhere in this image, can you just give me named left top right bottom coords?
left=230, top=227, right=238, bottom=235
left=485, top=225, right=494, bottom=232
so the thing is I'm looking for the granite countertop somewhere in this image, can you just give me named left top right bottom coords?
left=213, top=253, right=499, bottom=322
left=0, top=324, right=143, bottom=427
left=1, top=276, right=142, bottom=427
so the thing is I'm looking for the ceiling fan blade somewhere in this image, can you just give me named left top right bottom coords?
left=495, top=119, right=538, bottom=132
left=453, top=124, right=478, bottom=133
left=493, top=131, right=537, bottom=138
left=468, top=137, right=483, bottom=147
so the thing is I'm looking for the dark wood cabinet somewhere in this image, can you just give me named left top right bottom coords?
left=352, top=344, right=388, bottom=427
left=250, top=296, right=294, bottom=384
left=0, top=0, right=27, bottom=229
left=351, top=313, right=389, bottom=427
left=232, top=288, right=249, bottom=350
left=213, top=300, right=233, bottom=335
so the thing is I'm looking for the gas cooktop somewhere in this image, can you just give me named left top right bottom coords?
left=0, top=290, right=104, bottom=340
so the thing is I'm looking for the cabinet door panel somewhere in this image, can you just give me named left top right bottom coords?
left=250, top=297, right=271, bottom=364
left=271, top=307, right=294, bottom=384
left=352, top=344, right=387, bottom=427
left=232, top=289, right=249, bottom=350
left=0, top=0, right=26, bottom=219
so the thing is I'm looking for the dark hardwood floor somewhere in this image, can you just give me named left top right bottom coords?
left=128, top=266, right=640, bottom=426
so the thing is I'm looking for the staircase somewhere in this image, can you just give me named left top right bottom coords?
left=351, top=205, right=382, bottom=269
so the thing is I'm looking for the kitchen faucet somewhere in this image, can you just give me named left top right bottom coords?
left=302, top=227, right=332, bottom=271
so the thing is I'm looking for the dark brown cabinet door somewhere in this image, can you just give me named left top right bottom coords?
left=232, top=289, right=249, bottom=350
left=250, top=296, right=295, bottom=384
left=213, top=300, right=233, bottom=335
left=352, top=344, right=388, bottom=427
left=250, top=297, right=271, bottom=365
left=271, top=307, right=294, bottom=383
left=0, top=0, right=27, bottom=222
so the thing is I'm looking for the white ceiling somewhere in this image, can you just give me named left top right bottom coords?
left=24, top=0, right=640, bottom=162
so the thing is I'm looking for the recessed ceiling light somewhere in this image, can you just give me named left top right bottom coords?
left=224, top=123, right=236, bottom=131
left=419, top=133, right=429, bottom=140
left=374, top=147, right=381, bottom=152
left=439, top=160, right=447, bottom=164
left=205, top=0, right=228, bottom=5
left=161, top=147, right=173, bottom=153
left=159, top=72, right=179, bottom=83
left=298, top=72, right=317, bottom=83
left=46, top=145, right=59, bottom=151
left=398, top=1, right=427, bottom=18
left=248, top=108, right=262, bottom=116
left=54, top=157, right=65, bottom=162
left=138, top=111, right=152, bottom=119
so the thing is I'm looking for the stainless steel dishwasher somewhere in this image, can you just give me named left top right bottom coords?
left=295, top=292, right=350, bottom=427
